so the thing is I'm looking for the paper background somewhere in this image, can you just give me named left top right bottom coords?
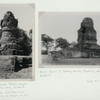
left=0, top=0, right=100, bottom=100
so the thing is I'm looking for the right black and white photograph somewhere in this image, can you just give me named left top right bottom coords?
left=39, top=12, right=100, bottom=66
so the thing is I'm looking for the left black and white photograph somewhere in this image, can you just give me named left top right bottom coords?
left=0, top=4, right=34, bottom=79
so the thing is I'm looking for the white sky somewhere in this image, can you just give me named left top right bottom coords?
left=39, top=12, right=100, bottom=45
left=0, top=4, right=35, bottom=32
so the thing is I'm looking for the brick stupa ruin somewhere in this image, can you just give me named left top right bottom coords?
left=0, top=11, right=32, bottom=73
left=0, top=11, right=31, bottom=55
left=77, top=17, right=100, bottom=57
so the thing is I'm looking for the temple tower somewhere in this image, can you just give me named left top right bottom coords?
left=0, top=11, right=28, bottom=55
left=77, top=17, right=100, bottom=57
left=78, top=17, right=97, bottom=48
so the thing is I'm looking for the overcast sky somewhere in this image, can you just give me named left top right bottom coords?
left=39, top=12, right=100, bottom=45
left=0, top=4, right=35, bottom=32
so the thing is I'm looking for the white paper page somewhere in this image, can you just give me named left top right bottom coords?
left=0, top=0, right=100, bottom=100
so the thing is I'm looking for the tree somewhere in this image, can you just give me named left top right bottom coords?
left=16, top=28, right=32, bottom=55
left=41, top=34, right=54, bottom=53
left=55, top=37, right=69, bottom=49
left=29, top=29, right=32, bottom=39
left=70, top=41, right=77, bottom=48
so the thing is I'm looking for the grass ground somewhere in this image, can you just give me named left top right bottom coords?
left=0, top=67, right=32, bottom=79
left=42, top=55, right=100, bottom=65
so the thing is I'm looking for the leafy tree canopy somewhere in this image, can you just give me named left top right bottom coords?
left=55, top=37, right=69, bottom=49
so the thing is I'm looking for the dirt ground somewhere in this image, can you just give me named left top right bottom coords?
left=42, top=55, right=100, bottom=66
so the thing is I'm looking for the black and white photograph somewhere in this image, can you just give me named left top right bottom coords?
left=40, top=12, right=100, bottom=66
left=0, top=4, right=34, bottom=79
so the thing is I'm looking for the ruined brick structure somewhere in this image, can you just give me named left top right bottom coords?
left=0, top=11, right=32, bottom=73
left=77, top=17, right=100, bottom=57
left=0, top=11, right=30, bottom=55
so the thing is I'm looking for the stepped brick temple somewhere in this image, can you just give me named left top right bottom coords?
left=77, top=17, right=100, bottom=57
